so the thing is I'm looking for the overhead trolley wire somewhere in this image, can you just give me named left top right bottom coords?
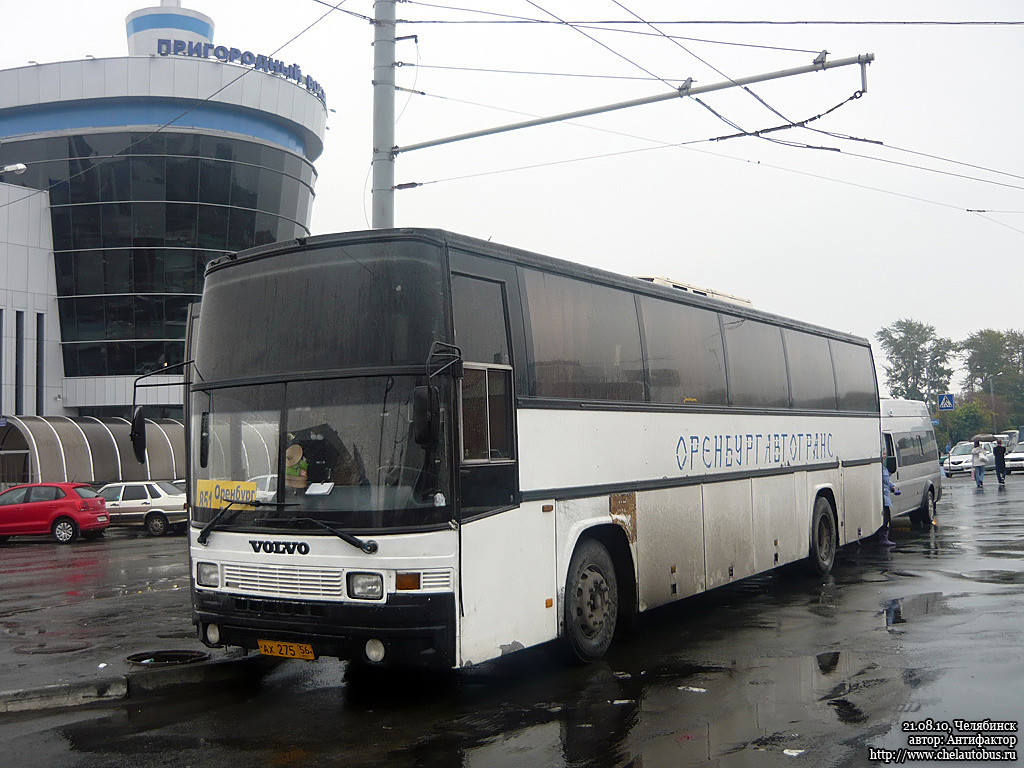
left=390, top=2, right=1024, bottom=226
left=395, top=10, right=1024, bottom=27
left=398, top=3, right=822, bottom=53
left=521, top=0, right=678, bottom=91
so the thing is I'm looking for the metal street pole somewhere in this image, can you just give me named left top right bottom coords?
left=371, top=0, right=396, bottom=229
left=988, top=373, right=1001, bottom=433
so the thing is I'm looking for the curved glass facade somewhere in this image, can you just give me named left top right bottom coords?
left=0, top=416, right=185, bottom=486
left=0, top=130, right=316, bottom=377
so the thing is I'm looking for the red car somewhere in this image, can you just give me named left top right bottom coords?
left=0, top=483, right=109, bottom=544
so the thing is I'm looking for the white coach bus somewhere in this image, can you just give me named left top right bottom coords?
left=154, top=229, right=882, bottom=668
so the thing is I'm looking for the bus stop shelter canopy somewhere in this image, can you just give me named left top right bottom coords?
left=0, top=416, right=184, bottom=489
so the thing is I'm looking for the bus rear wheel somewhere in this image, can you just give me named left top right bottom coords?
left=809, top=496, right=837, bottom=576
left=909, top=488, right=935, bottom=527
left=565, top=538, right=618, bottom=663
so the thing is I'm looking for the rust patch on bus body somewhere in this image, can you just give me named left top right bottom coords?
left=610, top=492, right=637, bottom=543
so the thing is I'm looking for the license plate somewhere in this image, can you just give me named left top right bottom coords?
left=257, top=639, right=316, bottom=660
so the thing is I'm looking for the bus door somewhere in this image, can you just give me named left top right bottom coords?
left=450, top=259, right=557, bottom=662
left=883, top=432, right=909, bottom=516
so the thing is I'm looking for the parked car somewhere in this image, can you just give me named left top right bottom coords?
left=248, top=474, right=278, bottom=502
left=1005, top=443, right=1024, bottom=475
left=0, top=482, right=109, bottom=543
left=943, top=441, right=994, bottom=477
left=97, top=481, right=187, bottom=536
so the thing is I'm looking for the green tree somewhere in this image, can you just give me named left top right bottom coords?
left=875, top=319, right=954, bottom=402
left=947, top=400, right=989, bottom=443
left=959, top=329, right=1009, bottom=391
left=1002, top=330, right=1024, bottom=428
left=1005, top=330, right=1024, bottom=374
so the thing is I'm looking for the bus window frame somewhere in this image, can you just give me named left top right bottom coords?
left=459, top=362, right=516, bottom=466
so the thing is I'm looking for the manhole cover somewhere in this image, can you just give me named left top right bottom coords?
left=13, top=641, right=92, bottom=655
left=125, top=650, right=210, bottom=667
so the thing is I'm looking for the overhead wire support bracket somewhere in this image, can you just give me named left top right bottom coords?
left=392, top=53, right=874, bottom=156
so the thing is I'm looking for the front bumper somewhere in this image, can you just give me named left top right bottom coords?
left=193, top=590, right=456, bottom=668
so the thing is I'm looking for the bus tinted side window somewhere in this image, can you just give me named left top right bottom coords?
left=723, top=316, right=789, bottom=408
left=831, top=340, right=879, bottom=412
left=640, top=297, right=727, bottom=406
left=784, top=329, right=837, bottom=410
left=922, top=430, right=939, bottom=462
left=895, top=431, right=938, bottom=466
left=461, top=367, right=513, bottom=461
left=522, top=269, right=644, bottom=402
left=451, top=274, right=510, bottom=366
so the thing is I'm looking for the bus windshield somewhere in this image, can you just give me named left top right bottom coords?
left=194, top=239, right=446, bottom=380
left=191, top=375, right=451, bottom=531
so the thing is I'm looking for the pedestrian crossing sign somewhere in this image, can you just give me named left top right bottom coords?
left=938, top=394, right=954, bottom=411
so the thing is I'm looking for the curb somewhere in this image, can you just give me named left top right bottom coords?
left=0, top=677, right=128, bottom=714
left=0, top=654, right=281, bottom=714
left=127, top=653, right=281, bottom=695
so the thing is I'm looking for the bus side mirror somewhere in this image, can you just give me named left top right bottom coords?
left=413, top=386, right=439, bottom=447
left=199, top=412, right=210, bottom=468
left=885, top=456, right=897, bottom=474
left=130, top=407, right=147, bottom=464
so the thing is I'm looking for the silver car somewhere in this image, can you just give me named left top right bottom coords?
left=97, top=481, right=188, bottom=536
left=1005, top=444, right=1024, bottom=475
left=943, top=441, right=994, bottom=477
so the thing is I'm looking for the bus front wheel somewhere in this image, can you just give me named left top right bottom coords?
left=809, top=496, right=837, bottom=576
left=565, top=538, right=618, bottom=663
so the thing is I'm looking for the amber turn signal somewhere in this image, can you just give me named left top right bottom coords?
left=396, top=572, right=421, bottom=590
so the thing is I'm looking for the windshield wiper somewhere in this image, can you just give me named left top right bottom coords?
left=197, top=500, right=300, bottom=545
left=254, top=516, right=379, bottom=554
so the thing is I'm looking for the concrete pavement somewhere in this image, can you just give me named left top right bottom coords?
left=0, top=543, right=278, bottom=714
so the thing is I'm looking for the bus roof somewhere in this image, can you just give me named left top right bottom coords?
left=208, top=228, right=873, bottom=347
left=881, top=398, right=931, bottom=419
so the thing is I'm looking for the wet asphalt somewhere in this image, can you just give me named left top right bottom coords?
left=0, top=474, right=1021, bottom=767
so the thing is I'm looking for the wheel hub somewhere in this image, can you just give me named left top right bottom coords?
left=575, top=566, right=610, bottom=638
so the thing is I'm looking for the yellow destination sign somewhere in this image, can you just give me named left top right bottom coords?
left=195, top=479, right=258, bottom=510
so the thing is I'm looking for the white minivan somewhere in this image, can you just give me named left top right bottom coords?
left=881, top=398, right=943, bottom=526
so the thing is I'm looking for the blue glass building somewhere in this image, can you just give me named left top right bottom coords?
left=0, top=0, right=327, bottom=420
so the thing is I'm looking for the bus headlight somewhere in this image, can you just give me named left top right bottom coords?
left=347, top=572, right=383, bottom=599
left=196, top=562, right=220, bottom=588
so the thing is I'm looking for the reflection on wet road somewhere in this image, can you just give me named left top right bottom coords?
left=2, top=477, right=1022, bottom=767
left=0, top=530, right=192, bottom=658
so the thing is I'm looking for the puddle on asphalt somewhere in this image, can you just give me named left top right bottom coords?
left=13, top=640, right=92, bottom=654
left=882, top=592, right=944, bottom=629
left=398, top=648, right=917, bottom=767
left=944, top=569, right=1024, bottom=586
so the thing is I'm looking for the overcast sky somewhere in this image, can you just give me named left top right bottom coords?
left=5, top=1, right=1024, bottom=389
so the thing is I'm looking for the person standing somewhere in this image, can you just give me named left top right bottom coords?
left=993, top=438, right=1007, bottom=486
left=971, top=440, right=990, bottom=488
left=879, top=461, right=900, bottom=546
